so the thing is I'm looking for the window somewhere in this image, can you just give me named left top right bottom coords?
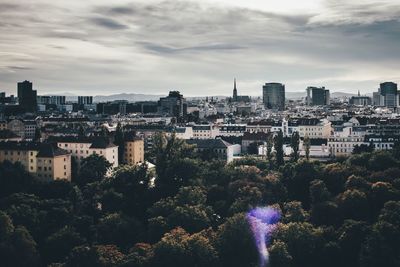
left=64, top=165, right=66, bottom=169
left=44, top=167, right=47, bottom=171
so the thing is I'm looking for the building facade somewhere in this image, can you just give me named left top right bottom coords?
left=263, top=83, right=285, bottom=111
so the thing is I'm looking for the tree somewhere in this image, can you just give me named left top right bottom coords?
left=290, top=132, right=300, bottom=162
left=269, top=240, right=293, bottom=267
left=337, top=189, right=370, bottom=221
left=360, top=221, right=400, bottom=267
left=77, top=154, right=112, bottom=186
left=353, top=143, right=374, bottom=154
left=274, top=130, right=284, bottom=167
left=96, top=213, right=144, bottom=250
left=114, top=123, right=125, bottom=164
left=33, top=128, right=41, bottom=142
left=273, top=222, right=323, bottom=267
left=151, top=228, right=218, bottom=267
left=104, top=164, right=152, bottom=218
left=217, top=214, right=258, bottom=267
left=392, top=141, right=400, bottom=160
left=0, top=161, right=36, bottom=197
left=43, top=226, right=85, bottom=264
left=309, top=180, right=331, bottom=204
left=282, top=201, right=309, bottom=223
left=78, top=125, right=85, bottom=138
left=0, top=214, right=40, bottom=267
left=248, top=142, right=262, bottom=155
left=266, top=133, right=274, bottom=169
left=66, top=245, right=124, bottom=267
left=368, top=151, right=398, bottom=171
left=151, top=132, right=196, bottom=197
left=304, top=135, right=311, bottom=160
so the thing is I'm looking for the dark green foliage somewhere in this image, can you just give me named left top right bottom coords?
left=274, top=130, right=284, bottom=167
left=114, top=123, right=125, bottom=164
left=290, top=131, right=300, bottom=162
left=76, top=154, right=112, bottom=186
left=1, top=145, right=400, bottom=267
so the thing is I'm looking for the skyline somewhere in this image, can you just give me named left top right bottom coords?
left=1, top=0, right=400, bottom=95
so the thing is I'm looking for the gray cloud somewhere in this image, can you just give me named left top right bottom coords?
left=0, top=0, right=399, bottom=96
left=89, top=17, right=129, bottom=30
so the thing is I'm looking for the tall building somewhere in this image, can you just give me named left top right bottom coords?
left=262, top=83, right=285, bottom=111
left=233, top=78, right=238, bottom=101
left=380, top=82, right=398, bottom=108
left=306, top=86, right=330, bottom=106
left=158, top=91, right=187, bottom=119
left=350, top=91, right=372, bottom=106
left=17, top=80, right=37, bottom=112
left=78, top=96, right=93, bottom=105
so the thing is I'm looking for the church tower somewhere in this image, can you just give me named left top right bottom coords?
left=233, top=78, right=238, bottom=102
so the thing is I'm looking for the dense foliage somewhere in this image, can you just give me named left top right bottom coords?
left=1, top=135, right=400, bottom=266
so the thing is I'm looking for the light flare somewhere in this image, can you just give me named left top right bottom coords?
left=247, top=207, right=281, bottom=267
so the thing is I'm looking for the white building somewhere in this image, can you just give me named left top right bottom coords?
left=53, top=136, right=118, bottom=172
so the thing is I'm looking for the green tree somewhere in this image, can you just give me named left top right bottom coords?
left=273, top=222, right=323, bottom=267
left=353, top=143, right=374, bottom=154
left=269, top=240, right=293, bottom=267
left=337, top=189, right=370, bottom=221
left=43, top=226, right=85, bottom=264
left=78, top=125, right=85, bottom=138
left=290, top=131, right=300, bottom=162
left=274, top=130, right=284, bottom=167
left=217, top=214, right=258, bottom=267
left=33, top=127, right=41, bottom=142
left=151, top=227, right=218, bottom=267
left=77, top=154, right=112, bottom=186
left=266, top=133, right=274, bottom=169
left=151, top=132, right=196, bottom=197
left=304, top=135, right=311, bottom=160
left=114, top=123, right=125, bottom=164
left=0, top=214, right=40, bottom=267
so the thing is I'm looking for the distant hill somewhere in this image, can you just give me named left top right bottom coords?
left=93, top=93, right=164, bottom=102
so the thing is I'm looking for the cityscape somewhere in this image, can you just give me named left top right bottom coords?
left=1, top=1, right=400, bottom=267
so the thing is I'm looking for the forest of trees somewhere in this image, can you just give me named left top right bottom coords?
left=1, top=133, right=400, bottom=267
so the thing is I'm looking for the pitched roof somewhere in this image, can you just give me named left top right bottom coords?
left=242, top=132, right=269, bottom=141
left=37, top=144, right=70, bottom=157
left=186, top=138, right=232, bottom=149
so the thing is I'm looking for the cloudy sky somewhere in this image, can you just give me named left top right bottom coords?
left=0, top=0, right=399, bottom=96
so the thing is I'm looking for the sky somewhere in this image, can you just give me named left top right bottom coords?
left=0, top=0, right=399, bottom=96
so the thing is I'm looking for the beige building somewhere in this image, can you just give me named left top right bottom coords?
left=0, top=141, right=71, bottom=181
left=52, top=136, right=118, bottom=171
left=123, top=135, right=144, bottom=165
left=296, top=119, right=332, bottom=139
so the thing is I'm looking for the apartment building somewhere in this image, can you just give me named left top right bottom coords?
left=123, top=134, right=144, bottom=165
left=51, top=136, right=118, bottom=170
left=0, top=141, right=71, bottom=181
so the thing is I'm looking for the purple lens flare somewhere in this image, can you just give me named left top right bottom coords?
left=247, top=207, right=281, bottom=267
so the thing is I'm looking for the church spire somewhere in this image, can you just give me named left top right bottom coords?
left=233, top=78, right=238, bottom=101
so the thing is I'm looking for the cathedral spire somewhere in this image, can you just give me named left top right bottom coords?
left=233, top=78, right=238, bottom=101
